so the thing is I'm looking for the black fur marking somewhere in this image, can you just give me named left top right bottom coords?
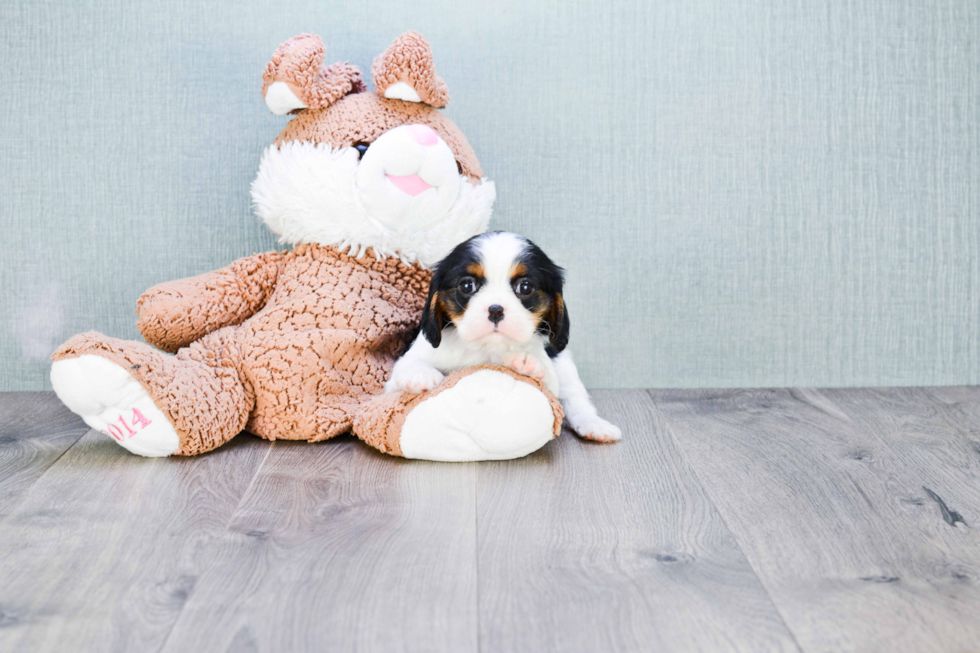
left=515, top=237, right=570, bottom=352
left=418, top=291, right=445, bottom=347
left=420, top=238, right=483, bottom=347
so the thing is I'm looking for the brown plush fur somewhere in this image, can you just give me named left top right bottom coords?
left=55, top=245, right=430, bottom=454
left=371, top=31, right=450, bottom=109
left=274, top=92, right=483, bottom=180
left=261, top=34, right=366, bottom=109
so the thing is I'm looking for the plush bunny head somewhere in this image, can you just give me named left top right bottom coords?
left=251, top=32, right=494, bottom=268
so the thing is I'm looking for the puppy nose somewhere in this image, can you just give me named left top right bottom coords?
left=406, top=124, right=439, bottom=146
left=488, top=305, right=505, bottom=325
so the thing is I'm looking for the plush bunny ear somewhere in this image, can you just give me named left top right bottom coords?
left=262, top=34, right=365, bottom=115
left=371, top=31, right=449, bottom=108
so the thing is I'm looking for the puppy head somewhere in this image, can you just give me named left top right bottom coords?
left=420, top=232, right=569, bottom=351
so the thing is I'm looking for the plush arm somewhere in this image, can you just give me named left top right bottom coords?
left=137, top=252, right=285, bottom=353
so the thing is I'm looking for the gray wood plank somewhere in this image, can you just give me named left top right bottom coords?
left=652, top=388, right=980, bottom=653
left=0, top=428, right=269, bottom=652
left=0, top=393, right=88, bottom=521
left=159, top=437, right=478, bottom=653
left=823, top=387, right=980, bottom=531
left=914, top=386, right=980, bottom=470
left=476, top=390, right=800, bottom=653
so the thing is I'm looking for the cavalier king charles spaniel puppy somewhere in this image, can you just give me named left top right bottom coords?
left=386, top=231, right=622, bottom=442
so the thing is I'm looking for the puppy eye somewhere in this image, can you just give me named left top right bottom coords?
left=458, top=276, right=478, bottom=296
left=514, top=278, right=535, bottom=298
left=354, top=143, right=370, bottom=159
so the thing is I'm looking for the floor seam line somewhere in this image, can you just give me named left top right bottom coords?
left=0, top=425, right=89, bottom=529
left=221, top=440, right=276, bottom=533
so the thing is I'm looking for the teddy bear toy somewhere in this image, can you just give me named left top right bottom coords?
left=49, top=31, right=566, bottom=461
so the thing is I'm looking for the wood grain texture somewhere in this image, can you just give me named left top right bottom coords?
left=476, top=390, right=799, bottom=652
left=918, top=385, right=980, bottom=470
left=5, top=389, right=980, bottom=651
left=823, top=387, right=980, bottom=532
left=0, top=426, right=269, bottom=652
left=159, top=437, right=478, bottom=653
left=651, top=388, right=980, bottom=653
left=0, top=392, right=88, bottom=521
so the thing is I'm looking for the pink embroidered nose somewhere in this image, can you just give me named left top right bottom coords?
left=406, top=124, right=439, bottom=146
left=386, top=174, right=433, bottom=196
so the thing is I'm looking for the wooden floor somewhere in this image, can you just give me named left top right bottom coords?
left=1, top=389, right=979, bottom=652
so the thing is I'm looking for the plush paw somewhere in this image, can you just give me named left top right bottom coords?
left=573, top=417, right=623, bottom=443
left=50, top=355, right=180, bottom=457
left=398, top=369, right=558, bottom=461
left=503, top=352, right=547, bottom=381
left=389, top=363, right=446, bottom=394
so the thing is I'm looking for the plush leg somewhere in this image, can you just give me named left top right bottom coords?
left=353, top=365, right=563, bottom=462
left=50, top=330, right=251, bottom=456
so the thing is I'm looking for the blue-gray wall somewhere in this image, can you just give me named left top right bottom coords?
left=1, top=1, right=978, bottom=390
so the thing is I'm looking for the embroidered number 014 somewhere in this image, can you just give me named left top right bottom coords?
left=103, top=408, right=153, bottom=442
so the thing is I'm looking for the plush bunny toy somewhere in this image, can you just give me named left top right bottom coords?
left=49, top=32, right=564, bottom=461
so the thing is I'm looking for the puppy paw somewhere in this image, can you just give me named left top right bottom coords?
left=574, top=418, right=623, bottom=443
left=503, top=352, right=547, bottom=381
left=391, top=364, right=445, bottom=394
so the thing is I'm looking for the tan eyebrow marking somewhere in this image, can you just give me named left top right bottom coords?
left=466, top=263, right=485, bottom=278
left=510, top=262, right=527, bottom=279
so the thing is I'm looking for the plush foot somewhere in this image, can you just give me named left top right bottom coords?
left=50, top=355, right=180, bottom=457
left=402, top=369, right=557, bottom=460
left=356, top=366, right=563, bottom=462
left=572, top=417, right=623, bottom=443
left=502, top=352, right=546, bottom=381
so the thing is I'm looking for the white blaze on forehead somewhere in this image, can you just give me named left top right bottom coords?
left=473, top=232, right=528, bottom=284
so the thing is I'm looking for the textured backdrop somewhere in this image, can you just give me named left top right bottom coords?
left=1, top=0, right=978, bottom=390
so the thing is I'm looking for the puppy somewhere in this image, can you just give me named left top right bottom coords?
left=386, top=231, right=622, bottom=442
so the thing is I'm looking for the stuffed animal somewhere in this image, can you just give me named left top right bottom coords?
left=49, top=31, right=564, bottom=461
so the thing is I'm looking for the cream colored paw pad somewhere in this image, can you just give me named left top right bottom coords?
left=50, top=355, right=179, bottom=457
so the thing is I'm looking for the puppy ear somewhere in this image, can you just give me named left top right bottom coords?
left=420, top=287, right=446, bottom=348
left=545, top=294, right=570, bottom=353
left=262, top=34, right=365, bottom=115
left=372, top=31, right=449, bottom=108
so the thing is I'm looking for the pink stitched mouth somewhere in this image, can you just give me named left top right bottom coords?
left=386, top=174, right=433, bottom=196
